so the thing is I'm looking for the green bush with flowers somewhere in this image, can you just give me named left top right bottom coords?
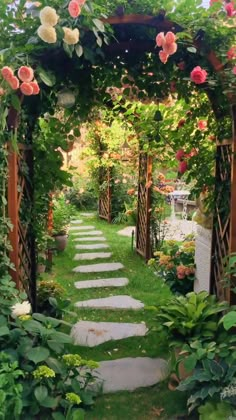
left=149, top=238, right=195, bottom=295
left=0, top=273, right=99, bottom=419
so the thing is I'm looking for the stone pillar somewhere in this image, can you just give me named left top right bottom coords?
left=194, top=225, right=212, bottom=293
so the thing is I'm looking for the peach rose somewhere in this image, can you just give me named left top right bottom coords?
left=127, top=188, right=135, bottom=195
left=8, top=76, right=19, bottom=90
left=1, top=66, right=14, bottom=80
left=68, top=1, right=81, bottom=18
left=163, top=42, right=177, bottom=55
left=155, top=32, right=165, bottom=47
left=198, top=120, right=207, bottom=130
left=39, top=6, right=59, bottom=26
left=178, top=160, right=188, bottom=174
left=18, top=66, right=34, bottom=83
left=0, top=87, right=5, bottom=96
left=38, top=25, right=57, bottom=43
left=159, top=50, right=169, bottom=64
left=30, top=81, right=40, bottom=95
left=165, top=31, right=176, bottom=44
left=190, top=66, right=208, bottom=84
left=20, top=82, right=33, bottom=95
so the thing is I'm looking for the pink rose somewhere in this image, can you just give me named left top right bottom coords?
left=225, top=2, right=236, bottom=16
left=18, top=66, right=34, bottom=83
left=30, top=81, right=40, bottom=95
left=178, top=160, right=188, bottom=174
left=8, top=76, right=19, bottom=90
left=20, top=82, right=33, bottom=95
left=159, top=50, right=169, bottom=64
left=68, top=1, right=81, bottom=18
left=176, top=149, right=185, bottom=161
left=233, top=66, right=236, bottom=75
left=1, top=66, right=14, bottom=80
left=163, top=42, right=177, bottom=56
left=165, top=31, right=176, bottom=44
left=227, top=46, right=236, bottom=60
left=190, top=66, right=208, bottom=84
left=198, top=120, right=208, bottom=130
left=155, top=32, right=165, bottom=47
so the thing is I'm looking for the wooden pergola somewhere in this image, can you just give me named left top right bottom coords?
left=6, top=11, right=236, bottom=305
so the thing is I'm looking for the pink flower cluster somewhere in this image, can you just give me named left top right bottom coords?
left=225, top=1, right=236, bottom=17
left=228, top=46, right=236, bottom=60
left=175, top=147, right=199, bottom=174
left=156, top=31, right=177, bottom=64
left=177, top=265, right=195, bottom=279
left=68, top=0, right=86, bottom=18
left=1, top=66, right=40, bottom=96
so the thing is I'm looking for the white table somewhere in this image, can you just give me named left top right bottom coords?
left=168, top=190, right=190, bottom=220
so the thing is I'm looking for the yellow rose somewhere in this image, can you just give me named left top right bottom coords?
left=63, top=27, right=80, bottom=45
left=37, top=25, right=57, bottom=44
left=39, top=6, right=59, bottom=26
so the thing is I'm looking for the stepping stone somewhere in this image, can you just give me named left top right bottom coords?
left=117, top=226, right=136, bottom=237
left=75, top=295, right=144, bottom=310
left=71, top=321, right=148, bottom=347
left=71, top=219, right=83, bottom=224
left=69, top=225, right=95, bottom=231
left=73, top=237, right=106, bottom=242
left=75, top=243, right=109, bottom=250
left=80, top=213, right=95, bottom=217
left=74, top=230, right=103, bottom=236
left=73, top=252, right=112, bottom=261
left=93, top=357, right=168, bottom=393
left=74, top=277, right=129, bottom=289
left=73, top=262, right=124, bottom=273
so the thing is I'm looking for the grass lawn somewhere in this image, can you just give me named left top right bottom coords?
left=41, top=213, right=189, bottom=419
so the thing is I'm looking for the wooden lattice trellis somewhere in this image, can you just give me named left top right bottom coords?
left=8, top=144, right=36, bottom=308
left=136, top=152, right=152, bottom=260
left=99, top=167, right=112, bottom=223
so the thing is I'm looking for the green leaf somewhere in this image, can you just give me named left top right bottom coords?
left=41, top=396, right=58, bottom=408
left=63, top=42, right=74, bottom=58
left=0, top=326, right=9, bottom=336
left=38, top=68, right=56, bottom=87
left=34, top=385, right=48, bottom=403
left=52, top=413, right=65, bottom=420
left=75, top=44, right=83, bottom=58
left=183, top=354, right=197, bottom=371
left=222, top=311, right=236, bottom=330
left=11, top=94, right=21, bottom=111
left=92, top=18, right=105, bottom=32
left=46, top=357, right=64, bottom=374
left=71, top=409, right=85, bottom=420
left=27, top=347, right=50, bottom=364
left=187, top=47, right=197, bottom=53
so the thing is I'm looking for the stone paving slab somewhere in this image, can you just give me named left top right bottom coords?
left=73, top=230, right=103, bottom=236
left=73, top=237, right=106, bottom=242
left=71, top=219, right=83, bottom=224
left=73, top=262, right=124, bottom=273
left=75, top=295, right=144, bottom=310
left=117, top=226, right=136, bottom=237
left=80, top=213, right=95, bottom=217
left=73, top=252, right=112, bottom=261
left=93, top=357, right=168, bottom=393
left=70, top=321, right=148, bottom=347
left=69, top=225, right=95, bottom=231
left=75, top=243, right=109, bottom=250
left=74, top=278, right=129, bottom=289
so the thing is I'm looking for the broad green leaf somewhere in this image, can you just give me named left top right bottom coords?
left=187, top=47, right=197, bottom=53
left=75, top=44, right=83, bottom=58
left=52, top=413, right=65, bottom=420
left=222, top=311, right=236, bottom=330
left=27, top=347, right=50, bottom=363
left=71, top=409, right=85, bottom=420
left=183, top=354, right=197, bottom=371
left=41, top=396, right=58, bottom=408
left=93, top=18, right=105, bottom=32
left=11, top=94, right=21, bottom=111
left=34, top=385, right=48, bottom=403
left=0, top=326, right=9, bottom=336
left=38, top=68, right=56, bottom=87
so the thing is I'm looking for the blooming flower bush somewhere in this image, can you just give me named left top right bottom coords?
left=149, top=238, right=195, bottom=295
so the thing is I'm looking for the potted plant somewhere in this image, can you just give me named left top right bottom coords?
left=52, top=194, right=74, bottom=251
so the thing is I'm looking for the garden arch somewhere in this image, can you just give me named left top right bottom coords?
left=2, top=6, right=235, bottom=305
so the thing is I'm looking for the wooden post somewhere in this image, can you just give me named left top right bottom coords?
left=230, top=104, right=236, bottom=304
left=47, top=193, right=53, bottom=266
left=145, top=155, right=152, bottom=261
left=107, top=168, right=112, bottom=223
left=8, top=146, right=20, bottom=289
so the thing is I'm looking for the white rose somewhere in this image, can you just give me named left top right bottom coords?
left=63, top=27, right=79, bottom=45
left=11, top=301, right=31, bottom=318
left=39, top=6, right=59, bottom=26
left=37, top=25, right=57, bottom=44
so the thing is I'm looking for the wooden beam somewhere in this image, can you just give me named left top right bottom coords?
left=230, top=104, right=236, bottom=304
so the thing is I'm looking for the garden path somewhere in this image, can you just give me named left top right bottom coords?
left=69, top=218, right=168, bottom=393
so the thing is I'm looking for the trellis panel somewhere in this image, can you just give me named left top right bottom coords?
left=99, top=167, right=112, bottom=223
left=136, top=153, right=152, bottom=260
left=8, top=144, right=36, bottom=308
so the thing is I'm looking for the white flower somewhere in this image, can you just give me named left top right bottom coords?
left=11, top=301, right=31, bottom=318
left=63, top=27, right=79, bottom=45
left=39, top=6, right=59, bottom=26
left=37, top=25, right=57, bottom=44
